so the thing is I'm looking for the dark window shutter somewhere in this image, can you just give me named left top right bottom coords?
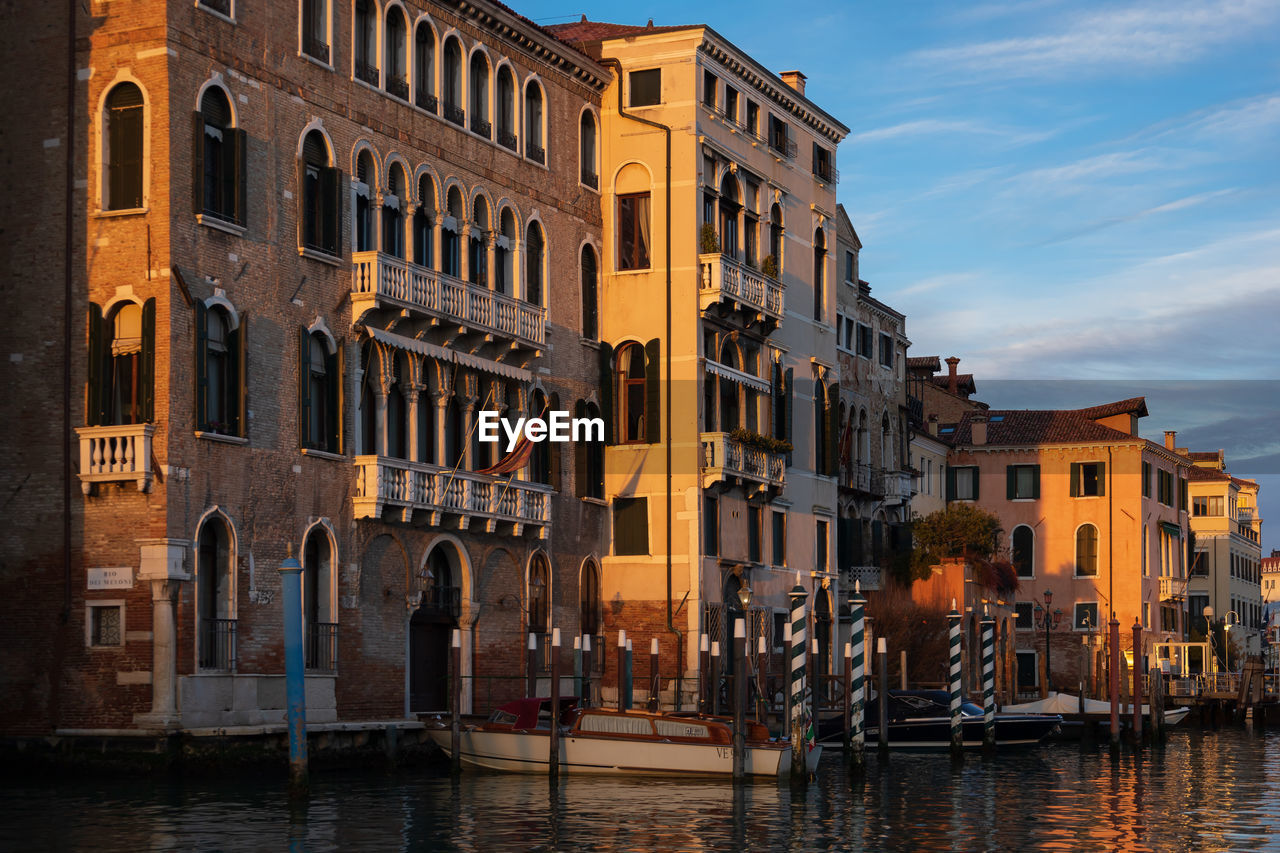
left=1031, top=465, right=1040, bottom=499
left=644, top=338, right=661, bottom=444
left=946, top=466, right=956, bottom=501
left=783, top=368, right=793, bottom=464
left=194, top=300, right=209, bottom=430
left=771, top=360, right=783, bottom=438
left=1006, top=465, right=1016, bottom=500
left=299, top=327, right=312, bottom=448
left=230, top=128, right=247, bottom=225
left=1096, top=462, right=1105, bottom=496
left=193, top=111, right=205, bottom=215
left=549, top=394, right=562, bottom=490
left=234, top=311, right=247, bottom=437
left=329, top=338, right=345, bottom=454
left=86, top=303, right=105, bottom=426
left=972, top=467, right=980, bottom=501
left=598, top=343, right=614, bottom=446
left=327, top=167, right=345, bottom=255
left=574, top=400, right=588, bottom=497
left=1069, top=462, right=1080, bottom=497
left=296, top=158, right=306, bottom=249
left=824, top=389, right=839, bottom=475
left=140, top=298, right=156, bottom=422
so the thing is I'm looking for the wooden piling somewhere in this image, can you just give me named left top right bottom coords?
left=549, top=628, right=561, bottom=778
left=450, top=628, right=462, bottom=776
left=1131, top=620, right=1143, bottom=745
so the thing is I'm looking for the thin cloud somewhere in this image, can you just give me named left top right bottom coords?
left=1035, top=188, right=1237, bottom=245
left=848, top=118, right=1053, bottom=146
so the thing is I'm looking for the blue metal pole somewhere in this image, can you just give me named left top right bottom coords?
left=279, top=547, right=308, bottom=792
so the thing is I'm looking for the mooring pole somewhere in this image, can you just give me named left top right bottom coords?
left=809, top=635, right=820, bottom=744
left=733, top=617, right=747, bottom=780
left=573, top=635, right=582, bottom=702
left=279, top=546, right=308, bottom=793
left=900, top=650, right=908, bottom=691
left=711, top=641, right=722, bottom=716
left=757, top=634, right=768, bottom=724
left=450, top=627, right=462, bottom=775
left=549, top=628, right=561, bottom=778
left=616, top=630, right=627, bottom=710
left=781, top=624, right=792, bottom=737
left=699, top=633, right=709, bottom=712
left=649, top=637, right=660, bottom=711
left=624, top=639, right=634, bottom=710
left=981, top=607, right=996, bottom=752
left=843, top=641, right=852, bottom=761
left=850, top=582, right=866, bottom=773
left=789, top=577, right=809, bottom=782
left=948, top=600, right=963, bottom=759
left=1109, top=615, right=1121, bottom=751
left=527, top=632, right=538, bottom=698
left=581, top=634, right=592, bottom=708
left=1132, top=619, right=1143, bottom=745
left=877, top=637, right=889, bottom=755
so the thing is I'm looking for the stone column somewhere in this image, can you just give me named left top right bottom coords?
left=406, top=384, right=423, bottom=463
left=434, top=391, right=450, bottom=466
left=460, top=222, right=473, bottom=283
left=134, top=538, right=190, bottom=730
left=376, top=390, right=389, bottom=457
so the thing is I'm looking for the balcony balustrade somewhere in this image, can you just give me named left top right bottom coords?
left=1159, top=576, right=1185, bottom=601
left=415, top=90, right=438, bottom=114
left=882, top=469, right=914, bottom=501
left=444, top=102, right=465, bottom=126
left=352, top=250, right=545, bottom=349
left=498, top=130, right=518, bottom=151
left=698, top=253, right=784, bottom=325
left=471, top=116, right=491, bottom=138
left=355, top=61, right=379, bottom=86
left=76, top=423, right=156, bottom=494
left=386, top=77, right=410, bottom=101
left=699, top=432, right=785, bottom=491
left=846, top=565, right=882, bottom=591
left=354, top=455, right=551, bottom=536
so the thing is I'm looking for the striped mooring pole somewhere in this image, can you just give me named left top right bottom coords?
left=981, top=606, right=996, bottom=751
left=849, top=581, right=866, bottom=772
left=948, top=599, right=963, bottom=758
left=789, top=574, right=809, bottom=781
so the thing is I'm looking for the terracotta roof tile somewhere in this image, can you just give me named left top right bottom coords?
left=546, top=19, right=696, bottom=45
left=1187, top=466, right=1231, bottom=482
left=907, top=356, right=941, bottom=371
left=1074, top=397, right=1149, bottom=420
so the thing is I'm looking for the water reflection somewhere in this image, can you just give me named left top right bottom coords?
left=4, top=728, right=1280, bottom=851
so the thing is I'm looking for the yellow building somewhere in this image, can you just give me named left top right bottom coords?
left=550, top=19, right=849, bottom=695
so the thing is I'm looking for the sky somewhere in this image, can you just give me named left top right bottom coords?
left=518, top=0, right=1280, bottom=550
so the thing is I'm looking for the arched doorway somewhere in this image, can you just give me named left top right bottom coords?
left=410, top=541, right=462, bottom=712
left=814, top=586, right=832, bottom=699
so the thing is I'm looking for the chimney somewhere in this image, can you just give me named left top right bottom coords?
left=928, top=414, right=939, bottom=437
left=970, top=414, right=987, bottom=446
left=780, top=71, right=807, bottom=96
left=1164, top=430, right=1176, bottom=451
left=945, top=356, right=960, bottom=394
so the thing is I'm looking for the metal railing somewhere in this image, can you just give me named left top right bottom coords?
left=355, top=61, right=379, bottom=86
left=415, top=90, right=437, bottom=114
left=444, top=102, right=465, bottom=126
left=813, top=161, right=840, bottom=184
left=199, top=618, right=237, bottom=672
left=386, top=77, right=409, bottom=101
left=498, top=130, right=518, bottom=151
left=353, top=455, right=552, bottom=530
left=581, top=169, right=599, bottom=190
left=769, top=132, right=797, bottom=159
left=697, top=252, right=784, bottom=322
left=527, top=143, right=545, bottom=165
left=846, top=565, right=882, bottom=591
left=470, top=116, right=491, bottom=138
left=306, top=622, right=338, bottom=673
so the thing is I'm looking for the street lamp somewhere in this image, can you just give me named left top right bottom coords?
left=1224, top=610, right=1240, bottom=673
left=1203, top=605, right=1216, bottom=673
left=1032, top=589, right=1064, bottom=693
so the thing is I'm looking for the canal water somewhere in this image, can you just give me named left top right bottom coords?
left=5, top=726, right=1279, bottom=851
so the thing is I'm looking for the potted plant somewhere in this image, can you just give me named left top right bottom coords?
left=699, top=223, right=721, bottom=255
left=761, top=254, right=778, bottom=279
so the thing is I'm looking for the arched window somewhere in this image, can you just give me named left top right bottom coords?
left=495, top=207, right=515, bottom=295
left=581, top=245, right=598, bottom=339
left=814, top=381, right=827, bottom=472
left=580, top=110, right=598, bottom=188
left=496, top=65, right=517, bottom=151
left=1076, top=524, right=1099, bottom=576
left=383, top=163, right=405, bottom=258
left=524, top=81, right=545, bottom=164
left=530, top=389, right=551, bottom=485
left=299, top=329, right=342, bottom=454
left=384, top=5, right=408, bottom=99
left=528, top=553, right=550, bottom=638
left=302, top=0, right=330, bottom=62
left=469, top=51, right=491, bottom=138
left=442, top=186, right=463, bottom=277
left=386, top=355, right=407, bottom=458
left=353, top=0, right=378, bottom=85
left=413, top=173, right=434, bottom=268
left=469, top=196, right=489, bottom=286
left=354, top=149, right=376, bottom=253
left=443, top=393, right=463, bottom=466
left=617, top=342, right=647, bottom=444
left=196, top=86, right=244, bottom=224
left=106, top=301, right=149, bottom=425
left=359, top=344, right=378, bottom=454
left=300, top=130, right=340, bottom=255
left=719, top=342, right=740, bottom=432
left=617, top=192, right=651, bottom=271
left=813, top=228, right=826, bottom=321
left=719, top=175, right=740, bottom=257
left=1012, top=525, right=1034, bottom=578
left=196, top=303, right=243, bottom=436
left=197, top=514, right=235, bottom=671
left=525, top=221, right=544, bottom=305
left=768, top=203, right=783, bottom=275
left=104, top=82, right=144, bottom=210
left=580, top=559, right=602, bottom=645
left=575, top=401, right=604, bottom=499
left=303, top=526, right=337, bottom=672
left=442, top=37, right=463, bottom=125
left=414, top=22, right=436, bottom=111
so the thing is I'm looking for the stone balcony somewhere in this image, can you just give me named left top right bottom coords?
left=351, top=250, right=545, bottom=352
left=881, top=469, right=915, bottom=502
left=76, top=423, right=156, bottom=494
left=353, top=455, right=551, bottom=537
left=699, top=432, right=785, bottom=492
left=698, top=253, right=784, bottom=328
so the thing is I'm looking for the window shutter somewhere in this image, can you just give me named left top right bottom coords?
left=1179, top=477, right=1187, bottom=512
left=1031, top=465, right=1040, bottom=500
left=771, top=360, right=783, bottom=438
left=140, top=297, right=156, bottom=422
left=296, top=157, right=306, bottom=249
left=193, top=112, right=205, bottom=215
left=194, top=300, right=209, bottom=430
left=329, top=338, right=345, bottom=454
left=298, top=327, right=312, bottom=447
left=946, top=466, right=956, bottom=501
left=1006, top=465, right=1016, bottom=500
left=783, top=368, right=793, bottom=464
left=644, top=338, right=661, bottom=444
left=1142, top=461, right=1151, bottom=498
left=1096, top=462, right=1105, bottom=497
left=598, top=343, right=614, bottom=446
left=972, top=467, right=980, bottom=501
left=574, top=400, right=588, bottom=498
left=1069, top=462, right=1080, bottom=497
left=230, top=127, right=247, bottom=225
left=323, top=167, right=344, bottom=256
left=86, top=302, right=105, bottom=426
left=234, top=311, right=247, bottom=437
left=824, top=389, right=839, bottom=476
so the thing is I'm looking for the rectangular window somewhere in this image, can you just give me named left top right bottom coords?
left=1142, top=460, right=1152, bottom=498
left=1014, top=602, right=1033, bottom=630
left=629, top=69, right=661, bottom=107
left=702, top=70, right=717, bottom=107
left=1157, top=469, right=1173, bottom=505
left=617, top=193, right=651, bottom=271
left=948, top=466, right=979, bottom=501
left=1179, top=476, right=1188, bottom=512
left=845, top=251, right=855, bottom=283
left=768, top=115, right=793, bottom=157
left=87, top=602, right=124, bottom=647
left=748, top=506, right=762, bottom=563
left=772, top=510, right=786, bottom=566
left=1075, top=602, right=1099, bottom=631
left=746, top=100, right=759, bottom=136
left=878, top=333, right=893, bottom=368
left=856, top=323, right=873, bottom=359
left=1016, top=650, right=1038, bottom=691
left=812, top=144, right=835, bottom=182
left=1142, top=602, right=1150, bottom=630
left=816, top=520, right=829, bottom=571
left=1006, top=464, right=1040, bottom=500
left=613, top=497, right=649, bottom=556
left=302, top=0, right=329, bottom=62
left=1069, top=461, right=1105, bottom=497
left=704, top=496, right=718, bottom=557
left=724, top=85, right=738, bottom=121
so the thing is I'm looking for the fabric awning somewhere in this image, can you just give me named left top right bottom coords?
left=1160, top=521, right=1182, bottom=537
left=364, top=327, right=531, bottom=383
left=705, top=359, right=771, bottom=393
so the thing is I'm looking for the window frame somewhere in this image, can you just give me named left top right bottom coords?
left=101, top=80, right=148, bottom=213
left=1011, top=524, right=1034, bottom=578
left=1074, top=601, right=1099, bottom=632
left=613, top=496, right=650, bottom=556
left=1075, top=523, right=1099, bottom=577
left=1069, top=461, right=1106, bottom=498
left=628, top=68, right=661, bottom=107
left=948, top=465, right=979, bottom=501
left=86, top=600, right=126, bottom=648
left=1006, top=464, right=1040, bottom=501
left=300, top=0, right=332, bottom=65
left=617, top=192, right=652, bottom=272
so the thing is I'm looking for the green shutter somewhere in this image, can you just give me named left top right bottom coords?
left=598, top=343, right=615, bottom=446
left=1179, top=477, right=1187, bottom=512
left=194, top=300, right=208, bottom=430
left=946, top=466, right=956, bottom=501
left=1142, top=461, right=1151, bottom=498
left=644, top=338, right=661, bottom=444
left=1031, top=465, right=1041, bottom=499
left=296, top=158, right=306, bottom=249
left=783, top=368, right=793, bottom=464
left=231, top=127, right=247, bottom=225
left=193, top=111, right=205, bottom=215
left=771, top=360, right=783, bottom=439
left=1006, top=465, right=1016, bottom=500
left=574, top=400, right=588, bottom=497
left=325, top=167, right=344, bottom=256
left=329, top=338, right=344, bottom=454
left=140, top=298, right=156, bottom=422
left=972, top=467, right=980, bottom=501
left=298, top=326, right=311, bottom=448
left=824, top=388, right=839, bottom=475
left=1096, top=462, right=1105, bottom=497
left=86, top=303, right=105, bottom=426
left=234, top=311, right=247, bottom=437
left=1069, top=462, right=1080, bottom=497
